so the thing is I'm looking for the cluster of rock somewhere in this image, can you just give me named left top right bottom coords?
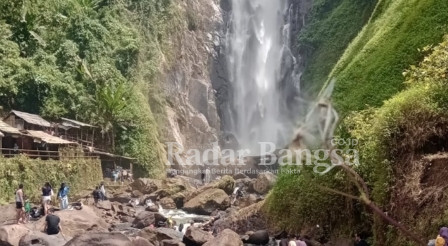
left=0, top=171, right=279, bottom=246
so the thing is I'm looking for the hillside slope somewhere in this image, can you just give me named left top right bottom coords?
left=298, top=0, right=377, bottom=94
left=329, top=0, right=448, bottom=115
left=267, top=0, right=448, bottom=245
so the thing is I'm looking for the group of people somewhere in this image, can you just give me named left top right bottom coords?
left=15, top=182, right=70, bottom=224
left=111, top=167, right=133, bottom=183
left=92, top=182, right=107, bottom=205
left=14, top=182, right=67, bottom=236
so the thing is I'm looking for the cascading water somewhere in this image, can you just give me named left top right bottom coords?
left=226, top=0, right=301, bottom=152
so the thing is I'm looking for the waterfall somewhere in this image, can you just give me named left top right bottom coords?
left=226, top=0, right=300, bottom=152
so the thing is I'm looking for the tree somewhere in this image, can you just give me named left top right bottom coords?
left=94, top=82, right=130, bottom=153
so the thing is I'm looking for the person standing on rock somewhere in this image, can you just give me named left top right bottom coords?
left=201, top=171, right=206, bottom=185
left=42, top=182, right=53, bottom=215
left=99, top=182, right=106, bottom=201
left=15, top=184, right=25, bottom=224
left=58, top=183, right=70, bottom=210
left=92, top=186, right=101, bottom=206
left=44, top=208, right=62, bottom=236
left=112, top=169, right=119, bottom=183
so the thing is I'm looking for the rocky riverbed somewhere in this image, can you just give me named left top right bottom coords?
left=0, top=172, right=287, bottom=246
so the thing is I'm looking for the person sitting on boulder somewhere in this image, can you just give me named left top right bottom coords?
left=44, top=208, right=62, bottom=235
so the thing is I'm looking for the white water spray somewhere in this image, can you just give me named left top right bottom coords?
left=227, top=0, right=299, bottom=151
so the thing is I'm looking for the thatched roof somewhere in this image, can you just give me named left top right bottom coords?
left=61, top=117, right=96, bottom=128
left=0, top=120, right=23, bottom=136
left=8, top=110, right=51, bottom=128
left=26, top=130, right=76, bottom=145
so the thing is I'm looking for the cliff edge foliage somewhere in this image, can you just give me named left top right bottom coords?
left=0, top=0, right=184, bottom=177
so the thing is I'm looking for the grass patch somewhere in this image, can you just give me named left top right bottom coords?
left=328, top=0, right=448, bottom=115
left=299, top=0, right=377, bottom=94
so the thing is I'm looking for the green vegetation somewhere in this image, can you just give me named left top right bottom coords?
left=0, top=154, right=102, bottom=204
left=268, top=36, right=448, bottom=244
left=265, top=166, right=368, bottom=238
left=347, top=36, right=448, bottom=245
left=269, top=0, right=448, bottom=244
left=299, top=0, right=377, bottom=93
left=0, top=0, right=182, bottom=177
left=328, top=0, right=448, bottom=115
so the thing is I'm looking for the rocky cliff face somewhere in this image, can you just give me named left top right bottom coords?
left=161, top=0, right=223, bottom=159
left=161, top=0, right=313, bottom=161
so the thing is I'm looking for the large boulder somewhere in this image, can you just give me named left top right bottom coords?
left=159, top=197, right=177, bottom=209
left=252, top=172, right=276, bottom=194
left=233, top=173, right=249, bottom=180
left=171, top=192, right=186, bottom=209
left=55, top=207, right=108, bottom=236
left=183, top=189, right=230, bottom=215
left=237, top=194, right=259, bottom=208
left=139, top=228, right=183, bottom=243
left=241, top=230, right=269, bottom=245
left=131, top=237, right=155, bottom=246
left=64, top=232, right=132, bottom=246
left=0, top=224, right=31, bottom=246
left=131, top=178, right=162, bottom=194
left=185, top=176, right=234, bottom=201
left=213, top=201, right=268, bottom=234
left=112, top=202, right=136, bottom=217
left=162, top=177, right=194, bottom=195
left=203, top=229, right=243, bottom=246
left=161, top=239, right=185, bottom=246
left=96, top=200, right=112, bottom=210
left=19, top=231, right=67, bottom=246
left=145, top=205, right=159, bottom=213
left=110, top=193, right=132, bottom=204
left=133, top=211, right=166, bottom=229
left=211, top=176, right=234, bottom=194
left=22, top=207, right=108, bottom=240
left=183, top=227, right=213, bottom=246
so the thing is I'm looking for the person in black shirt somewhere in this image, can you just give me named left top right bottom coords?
left=92, top=186, right=101, bottom=206
left=44, top=208, right=62, bottom=235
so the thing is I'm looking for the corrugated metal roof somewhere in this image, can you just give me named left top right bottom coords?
left=10, top=110, right=52, bottom=127
left=87, top=148, right=136, bottom=160
left=0, top=120, right=23, bottom=135
left=27, top=130, right=76, bottom=145
left=61, top=117, right=95, bottom=128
